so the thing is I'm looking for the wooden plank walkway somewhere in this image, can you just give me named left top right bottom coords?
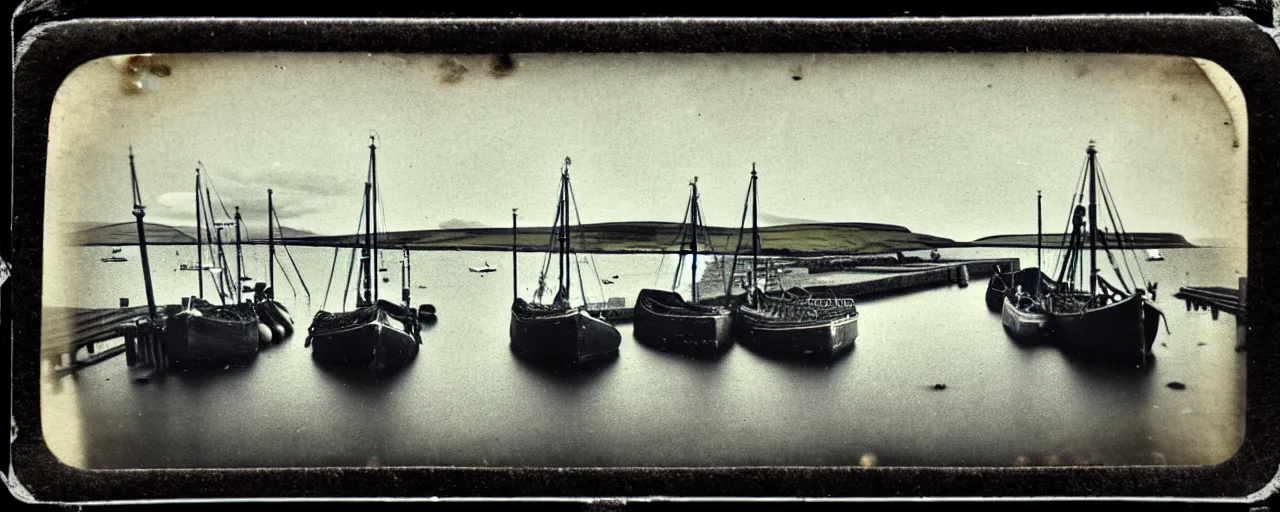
left=1174, top=284, right=1245, bottom=321
left=41, top=305, right=154, bottom=373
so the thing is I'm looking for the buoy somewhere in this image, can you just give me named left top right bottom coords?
left=257, top=323, right=273, bottom=344
left=957, top=266, right=970, bottom=287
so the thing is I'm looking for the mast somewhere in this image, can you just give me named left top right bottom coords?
left=234, top=206, right=244, bottom=303
left=268, top=188, right=275, bottom=292
left=1036, top=189, right=1043, bottom=296
left=1087, top=142, right=1098, bottom=299
left=561, top=157, right=572, bottom=303
left=512, top=208, right=519, bottom=301
left=751, top=163, right=760, bottom=295
left=195, top=167, right=203, bottom=299
left=370, top=137, right=379, bottom=302
left=208, top=187, right=229, bottom=305
left=129, top=147, right=159, bottom=322
left=691, top=176, right=700, bottom=302
left=359, top=181, right=372, bottom=308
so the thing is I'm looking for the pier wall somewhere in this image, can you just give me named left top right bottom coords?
left=695, top=257, right=1020, bottom=303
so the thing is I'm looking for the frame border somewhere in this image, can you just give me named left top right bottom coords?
left=9, top=16, right=1280, bottom=503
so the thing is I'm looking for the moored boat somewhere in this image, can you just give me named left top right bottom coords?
left=508, top=158, right=621, bottom=364
left=1043, top=143, right=1163, bottom=364
left=633, top=176, right=733, bottom=353
left=999, top=191, right=1057, bottom=342
left=729, top=165, right=859, bottom=360
left=306, top=137, right=422, bottom=372
left=985, top=266, right=1016, bottom=312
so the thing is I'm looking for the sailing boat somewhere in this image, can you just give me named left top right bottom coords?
left=730, top=164, right=859, bottom=359
left=252, top=187, right=301, bottom=345
left=509, top=157, right=622, bottom=364
left=1000, top=190, right=1058, bottom=341
left=137, top=159, right=261, bottom=367
left=306, top=136, right=422, bottom=372
left=633, top=176, right=733, bottom=352
left=1043, top=142, right=1163, bottom=364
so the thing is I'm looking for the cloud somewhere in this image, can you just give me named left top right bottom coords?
left=438, top=218, right=488, bottom=229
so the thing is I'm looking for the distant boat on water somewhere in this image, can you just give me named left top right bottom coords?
left=469, top=262, right=497, bottom=273
left=101, top=256, right=128, bottom=263
left=112, top=246, right=123, bottom=254
left=1146, top=249, right=1165, bottom=261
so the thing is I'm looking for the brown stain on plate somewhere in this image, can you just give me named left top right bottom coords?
left=118, top=54, right=171, bottom=95
left=438, top=57, right=469, bottom=85
left=490, top=54, right=516, bottom=78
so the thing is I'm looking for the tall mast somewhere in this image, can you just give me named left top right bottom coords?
left=208, top=187, right=229, bottom=305
left=1087, top=142, right=1098, bottom=299
left=360, top=181, right=372, bottom=308
left=129, top=147, right=159, bottom=322
left=195, top=167, right=203, bottom=299
left=561, top=157, right=572, bottom=302
left=370, top=137, right=379, bottom=302
left=691, top=176, right=700, bottom=302
left=512, top=208, right=519, bottom=301
left=268, top=188, right=275, bottom=292
left=751, top=163, right=760, bottom=294
left=234, top=206, right=244, bottom=303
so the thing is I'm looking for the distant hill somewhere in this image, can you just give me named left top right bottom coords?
left=275, top=221, right=962, bottom=255
left=970, top=232, right=1197, bottom=249
left=62, top=221, right=319, bottom=246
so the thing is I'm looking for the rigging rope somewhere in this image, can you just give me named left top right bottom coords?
left=1096, top=161, right=1149, bottom=289
left=726, top=175, right=753, bottom=298
left=567, top=179, right=605, bottom=305
left=272, top=206, right=311, bottom=301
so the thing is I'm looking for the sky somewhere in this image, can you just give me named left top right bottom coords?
left=44, top=51, right=1247, bottom=244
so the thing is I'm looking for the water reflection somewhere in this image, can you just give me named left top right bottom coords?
left=509, top=346, right=620, bottom=389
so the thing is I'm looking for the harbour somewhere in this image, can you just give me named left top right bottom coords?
left=40, top=244, right=1246, bottom=469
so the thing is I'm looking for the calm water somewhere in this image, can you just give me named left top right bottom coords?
left=39, top=244, right=1247, bottom=469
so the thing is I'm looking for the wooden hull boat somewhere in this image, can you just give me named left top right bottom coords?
left=632, top=289, right=733, bottom=352
left=733, top=291, right=858, bottom=359
left=1050, top=294, right=1161, bottom=363
left=1001, top=295, right=1050, bottom=341
left=985, top=270, right=1016, bottom=312
left=307, top=300, right=421, bottom=372
left=510, top=298, right=621, bottom=364
left=734, top=306, right=858, bottom=359
left=161, top=300, right=260, bottom=367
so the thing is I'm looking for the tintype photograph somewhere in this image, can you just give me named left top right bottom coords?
left=34, top=48, right=1251, bottom=472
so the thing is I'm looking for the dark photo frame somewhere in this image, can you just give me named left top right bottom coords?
left=8, top=12, right=1280, bottom=505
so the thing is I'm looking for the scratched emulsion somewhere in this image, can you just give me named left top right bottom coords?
left=38, top=52, right=1247, bottom=469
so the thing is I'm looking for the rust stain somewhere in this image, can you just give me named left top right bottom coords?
left=438, top=57, right=469, bottom=85
left=118, top=54, right=171, bottom=95
left=490, top=53, right=516, bottom=78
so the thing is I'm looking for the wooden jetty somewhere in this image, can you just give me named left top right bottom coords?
left=698, top=257, right=1017, bottom=303
left=1174, top=278, right=1247, bottom=322
left=41, top=300, right=150, bottom=374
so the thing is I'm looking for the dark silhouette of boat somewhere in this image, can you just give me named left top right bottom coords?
left=124, top=152, right=262, bottom=368
left=307, top=137, right=422, bottom=372
left=633, top=176, right=732, bottom=353
left=729, top=165, right=859, bottom=360
left=1043, top=142, right=1163, bottom=364
left=509, top=157, right=621, bottom=364
left=985, top=266, right=1017, bottom=312
left=999, top=191, right=1057, bottom=342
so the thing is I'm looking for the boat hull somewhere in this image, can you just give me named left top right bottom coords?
left=510, top=303, right=622, bottom=364
left=1050, top=294, right=1161, bottom=363
left=1001, top=296, right=1050, bottom=341
left=162, top=308, right=260, bottom=367
left=632, top=289, right=733, bottom=352
left=307, top=302, right=421, bottom=372
left=734, top=309, right=858, bottom=360
left=985, top=272, right=1015, bottom=312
